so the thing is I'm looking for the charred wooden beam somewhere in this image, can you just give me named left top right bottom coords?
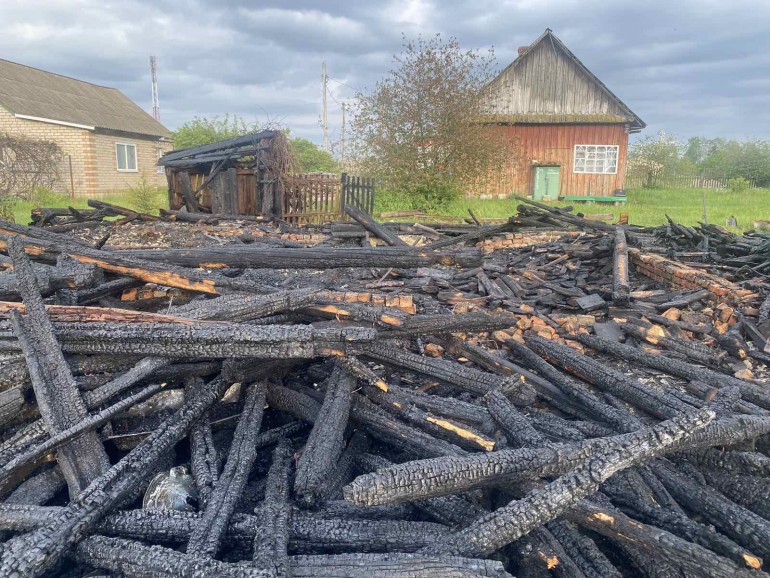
left=178, top=171, right=200, bottom=212
left=187, top=378, right=218, bottom=509
left=507, top=338, right=641, bottom=432
left=565, top=498, right=763, bottom=577
left=619, top=322, right=725, bottom=369
left=379, top=311, right=518, bottom=338
left=524, top=334, right=695, bottom=419
left=253, top=438, right=292, bottom=573
left=0, top=382, right=165, bottom=493
left=652, top=458, right=770, bottom=560
left=420, top=408, right=713, bottom=557
left=362, top=344, right=512, bottom=397
left=115, top=246, right=483, bottom=270
left=483, top=387, right=546, bottom=448
left=363, top=385, right=496, bottom=452
left=87, top=199, right=160, bottom=222
left=425, top=221, right=518, bottom=250
left=294, top=364, right=353, bottom=506
left=8, top=238, right=109, bottom=496
left=188, top=382, right=266, bottom=558
left=345, top=204, right=408, bottom=247
left=0, top=322, right=376, bottom=358
left=0, top=374, right=231, bottom=578
left=0, top=505, right=453, bottom=556
left=571, top=333, right=770, bottom=410
left=612, top=226, right=630, bottom=305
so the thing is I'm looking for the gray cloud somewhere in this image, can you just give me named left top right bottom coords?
left=1, top=0, right=768, bottom=146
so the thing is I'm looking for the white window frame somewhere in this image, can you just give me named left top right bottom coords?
left=116, top=142, right=138, bottom=172
left=156, top=146, right=165, bottom=174
left=573, top=144, right=618, bottom=175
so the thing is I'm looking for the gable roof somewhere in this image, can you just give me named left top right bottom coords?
left=0, top=59, right=171, bottom=138
left=480, top=29, right=645, bottom=131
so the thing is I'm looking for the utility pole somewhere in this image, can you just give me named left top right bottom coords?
left=150, top=56, right=160, bottom=122
left=322, top=61, right=329, bottom=152
left=340, top=102, right=346, bottom=167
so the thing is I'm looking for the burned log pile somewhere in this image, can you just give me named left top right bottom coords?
left=0, top=202, right=769, bottom=577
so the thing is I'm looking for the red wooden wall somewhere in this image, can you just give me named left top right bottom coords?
left=483, top=124, right=630, bottom=197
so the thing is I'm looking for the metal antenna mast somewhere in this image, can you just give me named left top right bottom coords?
left=150, top=56, right=160, bottom=122
left=322, top=61, right=329, bottom=152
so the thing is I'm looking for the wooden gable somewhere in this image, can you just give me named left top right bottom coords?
left=480, top=30, right=644, bottom=130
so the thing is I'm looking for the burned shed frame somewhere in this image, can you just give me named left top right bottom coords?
left=160, top=131, right=375, bottom=224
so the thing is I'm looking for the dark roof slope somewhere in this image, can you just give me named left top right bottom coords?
left=0, top=59, right=171, bottom=138
left=481, top=29, right=645, bottom=131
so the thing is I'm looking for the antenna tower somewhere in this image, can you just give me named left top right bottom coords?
left=150, top=56, right=160, bottom=122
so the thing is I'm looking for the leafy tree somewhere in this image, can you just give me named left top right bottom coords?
left=350, top=34, right=510, bottom=206
left=627, top=131, right=687, bottom=187
left=289, top=137, right=339, bottom=173
left=173, top=114, right=257, bottom=149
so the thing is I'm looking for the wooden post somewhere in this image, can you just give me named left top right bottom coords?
left=340, top=173, right=348, bottom=219
left=179, top=172, right=199, bottom=213
left=612, top=226, right=630, bottom=305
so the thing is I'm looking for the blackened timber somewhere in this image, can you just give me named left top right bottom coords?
left=620, top=322, right=725, bottom=369
left=0, top=375, right=230, bottom=578
left=115, top=246, right=483, bottom=269
left=380, top=311, right=518, bottom=338
left=8, top=238, right=109, bottom=496
left=507, top=339, right=641, bottom=432
left=266, top=383, right=322, bottom=424
left=363, top=385, right=496, bottom=451
left=11, top=322, right=376, bottom=358
left=188, top=382, right=266, bottom=558
left=0, top=382, right=166, bottom=492
left=178, top=171, right=200, bottom=212
left=699, top=469, right=770, bottom=521
left=0, top=505, right=452, bottom=556
left=425, top=221, right=518, bottom=250
left=572, top=333, right=770, bottom=410
left=344, top=204, right=408, bottom=247
left=343, top=409, right=761, bottom=506
left=565, top=499, right=763, bottom=577
left=652, top=458, right=770, bottom=560
left=546, top=520, right=623, bottom=578
left=294, top=365, right=353, bottom=505
left=524, top=334, right=695, bottom=419
left=612, top=227, right=630, bottom=305
left=484, top=388, right=547, bottom=448
left=253, top=439, right=292, bottom=573
left=76, top=535, right=270, bottom=577
left=187, top=378, right=218, bottom=509
left=420, top=409, right=713, bottom=557
left=362, top=344, right=507, bottom=396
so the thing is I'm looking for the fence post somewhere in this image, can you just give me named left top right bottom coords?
left=340, top=172, right=348, bottom=219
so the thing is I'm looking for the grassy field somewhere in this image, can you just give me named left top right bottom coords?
left=376, top=187, right=770, bottom=231
left=7, top=186, right=769, bottom=233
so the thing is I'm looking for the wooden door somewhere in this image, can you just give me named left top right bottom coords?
left=533, top=166, right=560, bottom=200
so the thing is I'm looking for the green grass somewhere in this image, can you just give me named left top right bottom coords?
left=375, top=187, right=770, bottom=231
left=9, top=188, right=168, bottom=225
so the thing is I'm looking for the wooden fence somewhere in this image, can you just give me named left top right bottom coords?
left=281, top=173, right=376, bottom=224
left=625, top=173, right=756, bottom=190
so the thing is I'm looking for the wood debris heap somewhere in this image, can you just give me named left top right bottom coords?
left=0, top=199, right=769, bottom=577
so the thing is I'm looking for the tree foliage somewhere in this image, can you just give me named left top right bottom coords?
left=173, top=114, right=257, bottom=149
left=350, top=34, right=511, bottom=205
left=629, top=132, right=770, bottom=188
left=289, top=137, right=339, bottom=173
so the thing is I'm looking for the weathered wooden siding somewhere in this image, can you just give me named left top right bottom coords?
left=481, top=40, right=634, bottom=124
left=483, top=124, right=629, bottom=197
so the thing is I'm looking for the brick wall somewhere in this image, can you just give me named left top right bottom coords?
left=0, top=106, right=173, bottom=196
left=91, top=132, right=172, bottom=194
left=0, top=106, right=90, bottom=195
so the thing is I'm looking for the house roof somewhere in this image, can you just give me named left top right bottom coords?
left=480, top=29, right=645, bottom=131
left=0, top=59, right=171, bottom=138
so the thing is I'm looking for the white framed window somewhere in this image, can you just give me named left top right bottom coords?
left=156, top=147, right=165, bottom=174
left=573, top=144, right=618, bottom=174
left=116, top=143, right=138, bottom=172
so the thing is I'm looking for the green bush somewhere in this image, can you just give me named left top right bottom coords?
left=728, top=177, right=751, bottom=193
left=29, top=187, right=66, bottom=207
left=0, top=196, right=15, bottom=222
left=406, top=181, right=459, bottom=213
left=128, top=173, right=166, bottom=214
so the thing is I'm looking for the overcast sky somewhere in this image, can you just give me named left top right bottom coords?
left=2, top=0, right=768, bottom=149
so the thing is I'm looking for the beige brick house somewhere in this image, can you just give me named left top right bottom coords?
left=0, top=58, right=172, bottom=196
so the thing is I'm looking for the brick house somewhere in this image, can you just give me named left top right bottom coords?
left=0, top=58, right=172, bottom=196
left=480, top=29, right=645, bottom=199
